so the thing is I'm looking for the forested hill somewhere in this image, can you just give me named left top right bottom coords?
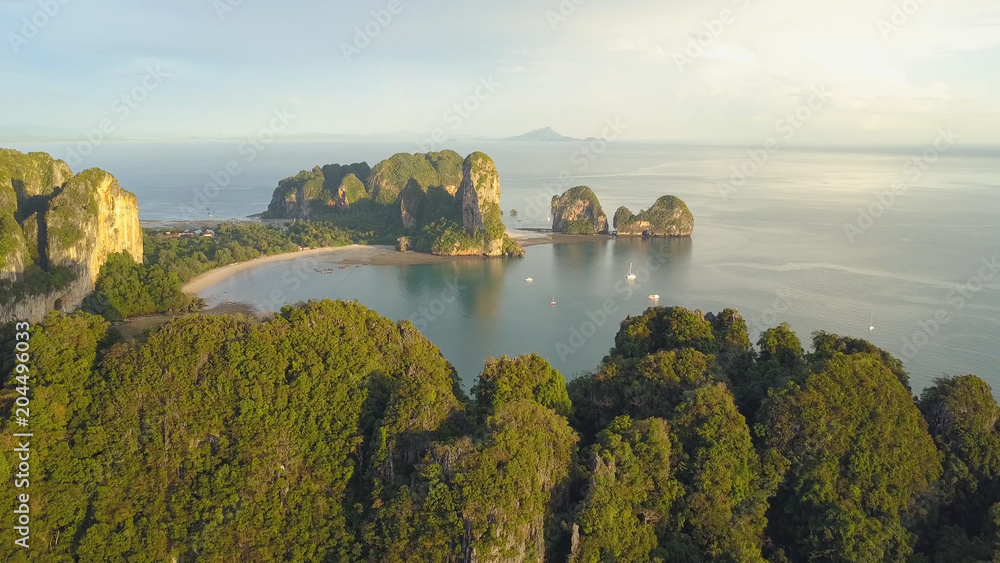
left=1, top=302, right=999, bottom=561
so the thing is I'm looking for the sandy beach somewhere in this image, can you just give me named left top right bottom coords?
left=181, top=230, right=610, bottom=295
left=182, top=245, right=446, bottom=294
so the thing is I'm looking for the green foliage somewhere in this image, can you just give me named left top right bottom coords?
left=758, top=353, right=942, bottom=561
left=472, top=354, right=572, bottom=418
left=609, top=306, right=717, bottom=359
left=481, top=201, right=506, bottom=242
left=572, top=416, right=680, bottom=563
left=615, top=196, right=695, bottom=236
left=710, top=308, right=752, bottom=351
left=570, top=349, right=716, bottom=441
left=339, top=173, right=369, bottom=203
left=0, top=312, right=112, bottom=561
left=0, top=210, right=28, bottom=271
left=370, top=151, right=463, bottom=205
left=3, top=300, right=469, bottom=561
left=501, top=234, right=525, bottom=257
left=563, top=219, right=598, bottom=235
left=82, top=253, right=194, bottom=320
left=142, top=221, right=363, bottom=284
left=456, top=400, right=578, bottom=561
left=0, top=264, right=76, bottom=306
left=664, top=383, right=771, bottom=562
left=3, top=300, right=995, bottom=561
left=613, top=206, right=636, bottom=231
left=811, top=330, right=910, bottom=391
left=916, top=376, right=1000, bottom=558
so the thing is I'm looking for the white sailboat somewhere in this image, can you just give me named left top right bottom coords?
left=626, top=262, right=636, bottom=280
left=550, top=294, right=557, bottom=306
left=524, top=277, right=533, bottom=283
left=869, top=312, right=875, bottom=332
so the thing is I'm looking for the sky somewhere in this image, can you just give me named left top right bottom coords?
left=1, top=0, right=999, bottom=145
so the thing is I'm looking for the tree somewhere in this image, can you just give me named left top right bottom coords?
left=571, top=416, right=680, bottom=563
left=758, top=353, right=941, bottom=561
left=472, top=353, right=572, bottom=418
left=915, top=376, right=1000, bottom=560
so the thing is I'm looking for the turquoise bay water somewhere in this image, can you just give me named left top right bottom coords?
left=10, top=140, right=1000, bottom=393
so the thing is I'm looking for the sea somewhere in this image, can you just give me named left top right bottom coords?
left=8, top=139, right=1000, bottom=395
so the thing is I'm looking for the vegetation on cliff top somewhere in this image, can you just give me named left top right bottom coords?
left=370, top=150, right=464, bottom=205
left=615, top=195, right=695, bottom=237
left=263, top=150, right=521, bottom=258
left=2, top=300, right=998, bottom=561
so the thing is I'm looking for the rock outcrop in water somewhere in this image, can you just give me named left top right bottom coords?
left=0, top=148, right=143, bottom=322
left=264, top=150, right=520, bottom=257
left=614, top=195, right=694, bottom=237
left=550, top=186, right=608, bottom=234
left=455, top=152, right=505, bottom=255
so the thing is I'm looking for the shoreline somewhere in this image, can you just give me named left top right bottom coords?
left=181, top=230, right=612, bottom=295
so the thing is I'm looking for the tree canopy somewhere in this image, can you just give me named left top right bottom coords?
left=0, top=302, right=996, bottom=561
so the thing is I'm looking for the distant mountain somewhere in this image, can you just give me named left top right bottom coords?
left=503, top=127, right=591, bottom=142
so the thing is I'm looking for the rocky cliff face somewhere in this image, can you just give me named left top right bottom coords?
left=265, top=163, right=373, bottom=218
left=47, top=168, right=144, bottom=284
left=614, top=195, right=694, bottom=237
left=456, top=152, right=505, bottom=256
left=0, top=148, right=143, bottom=323
left=0, top=149, right=73, bottom=280
left=550, top=186, right=608, bottom=234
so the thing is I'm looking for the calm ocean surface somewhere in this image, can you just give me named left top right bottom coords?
left=10, top=140, right=1000, bottom=394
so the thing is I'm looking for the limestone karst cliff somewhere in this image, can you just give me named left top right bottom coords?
left=550, top=186, right=608, bottom=234
left=455, top=152, right=505, bottom=255
left=614, top=195, right=694, bottom=237
left=0, top=148, right=143, bottom=322
left=369, top=150, right=463, bottom=205
left=263, top=150, right=519, bottom=257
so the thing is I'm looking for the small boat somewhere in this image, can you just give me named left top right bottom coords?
left=524, top=277, right=533, bottom=283
left=648, top=294, right=660, bottom=301
left=626, top=262, right=636, bottom=280
left=550, top=294, right=557, bottom=306
left=869, top=312, right=875, bottom=332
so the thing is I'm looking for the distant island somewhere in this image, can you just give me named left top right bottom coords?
left=503, top=127, right=595, bottom=142
left=262, top=150, right=523, bottom=258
